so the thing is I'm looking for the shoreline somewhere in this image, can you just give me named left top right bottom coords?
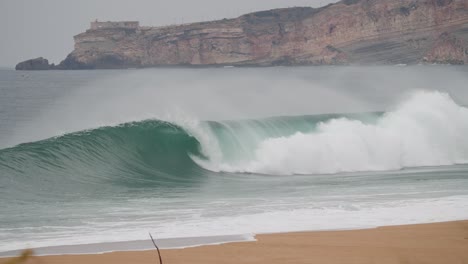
left=2, top=220, right=468, bottom=263
left=1, top=217, right=466, bottom=257
left=12, top=63, right=468, bottom=71
left=0, top=234, right=256, bottom=258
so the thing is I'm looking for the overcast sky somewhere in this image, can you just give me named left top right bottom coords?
left=0, top=0, right=337, bottom=67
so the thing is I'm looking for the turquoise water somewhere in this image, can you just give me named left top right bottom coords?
left=1, top=66, right=468, bottom=253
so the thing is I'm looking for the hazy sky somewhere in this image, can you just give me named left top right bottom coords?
left=0, top=0, right=337, bottom=67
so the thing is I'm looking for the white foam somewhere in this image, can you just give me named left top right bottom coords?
left=200, top=91, right=468, bottom=175
left=0, top=234, right=256, bottom=257
left=2, top=195, right=467, bottom=253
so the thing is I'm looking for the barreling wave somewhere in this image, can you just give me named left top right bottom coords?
left=1, top=91, right=468, bottom=182
left=0, top=121, right=209, bottom=192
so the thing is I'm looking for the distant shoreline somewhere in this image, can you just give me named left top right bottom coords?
left=7, top=63, right=468, bottom=72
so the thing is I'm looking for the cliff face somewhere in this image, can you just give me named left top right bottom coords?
left=57, top=0, right=468, bottom=68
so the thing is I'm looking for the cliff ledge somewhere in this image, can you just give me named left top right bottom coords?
left=16, top=0, right=468, bottom=70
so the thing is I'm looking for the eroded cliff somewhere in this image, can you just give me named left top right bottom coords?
left=18, top=0, right=468, bottom=69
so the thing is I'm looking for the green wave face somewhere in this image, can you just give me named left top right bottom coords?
left=0, top=112, right=382, bottom=195
left=10, top=91, right=468, bottom=194
left=0, top=120, right=207, bottom=196
left=4, top=90, right=468, bottom=188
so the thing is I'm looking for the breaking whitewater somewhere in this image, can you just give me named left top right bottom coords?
left=1, top=66, right=468, bottom=254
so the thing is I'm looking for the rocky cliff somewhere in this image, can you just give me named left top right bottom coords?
left=17, top=0, right=468, bottom=69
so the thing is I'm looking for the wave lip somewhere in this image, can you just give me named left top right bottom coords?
left=200, top=91, right=468, bottom=175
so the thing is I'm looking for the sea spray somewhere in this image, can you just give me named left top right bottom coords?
left=2, top=91, right=468, bottom=177
left=199, top=91, right=468, bottom=175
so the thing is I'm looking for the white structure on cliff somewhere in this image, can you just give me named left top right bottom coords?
left=90, top=20, right=139, bottom=30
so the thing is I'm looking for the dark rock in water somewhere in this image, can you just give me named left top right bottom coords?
left=15, top=57, right=53, bottom=70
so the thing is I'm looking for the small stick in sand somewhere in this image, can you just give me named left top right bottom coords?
left=149, top=233, right=163, bottom=264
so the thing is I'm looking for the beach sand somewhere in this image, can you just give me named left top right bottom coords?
left=2, top=221, right=468, bottom=264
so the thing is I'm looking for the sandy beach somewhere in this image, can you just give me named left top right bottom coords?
left=2, top=220, right=468, bottom=264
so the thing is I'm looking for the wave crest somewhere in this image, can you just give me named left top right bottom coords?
left=204, top=91, right=468, bottom=175
left=2, top=91, right=467, bottom=178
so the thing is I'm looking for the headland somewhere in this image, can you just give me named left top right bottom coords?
left=16, top=0, right=468, bottom=70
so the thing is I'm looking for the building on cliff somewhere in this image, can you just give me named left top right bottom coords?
left=15, top=0, right=468, bottom=70
left=90, top=20, right=139, bottom=30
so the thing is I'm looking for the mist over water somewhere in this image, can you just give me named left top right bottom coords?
left=1, top=66, right=468, bottom=253
left=208, top=91, right=468, bottom=175
left=4, top=66, right=468, bottom=148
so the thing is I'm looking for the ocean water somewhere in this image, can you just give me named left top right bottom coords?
left=1, top=66, right=468, bottom=254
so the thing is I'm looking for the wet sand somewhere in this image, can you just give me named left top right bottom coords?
left=2, top=221, right=468, bottom=264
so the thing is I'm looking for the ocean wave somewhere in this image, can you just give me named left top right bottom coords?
left=206, top=91, right=468, bottom=174
left=1, top=91, right=467, bottom=179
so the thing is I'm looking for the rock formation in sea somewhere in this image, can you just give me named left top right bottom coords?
left=16, top=0, right=468, bottom=70
left=15, top=57, right=55, bottom=70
